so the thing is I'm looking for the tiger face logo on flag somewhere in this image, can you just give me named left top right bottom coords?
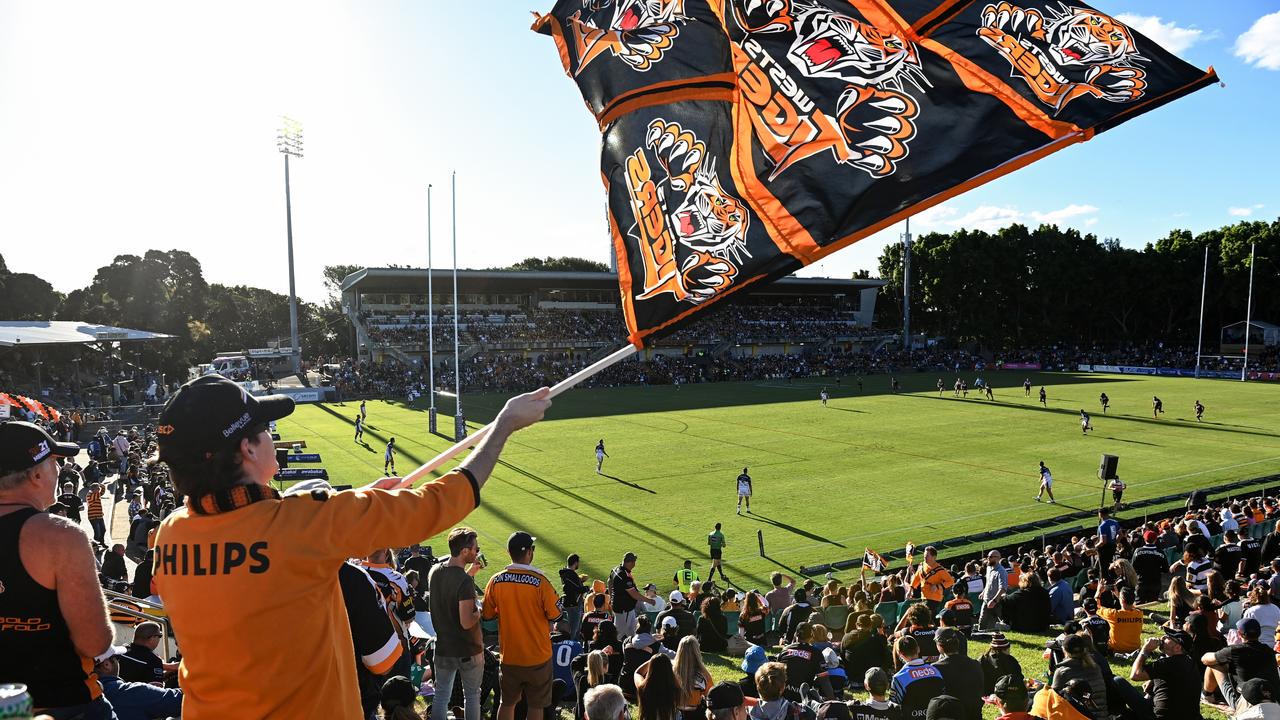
left=731, top=0, right=929, bottom=180
left=570, top=0, right=688, bottom=75
left=977, top=2, right=1148, bottom=113
left=623, top=119, right=749, bottom=305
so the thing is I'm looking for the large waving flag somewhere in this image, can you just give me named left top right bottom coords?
left=535, top=0, right=1216, bottom=347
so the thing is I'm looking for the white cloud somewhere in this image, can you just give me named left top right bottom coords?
left=1029, top=204, right=1099, bottom=224
left=954, top=205, right=1024, bottom=231
left=1228, top=204, right=1265, bottom=217
left=1116, top=14, right=1206, bottom=54
left=913, top=204, right=959, bottom=228
left=1235, top=11, right=1280, bottom=70
left=1085, top=218, right=1099, bottom=227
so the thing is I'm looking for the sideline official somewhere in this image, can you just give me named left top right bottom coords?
left=151, top=374, right=551, bottom=719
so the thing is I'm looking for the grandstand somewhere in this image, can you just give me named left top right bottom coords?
left=339, top=268, right=887, bottom=367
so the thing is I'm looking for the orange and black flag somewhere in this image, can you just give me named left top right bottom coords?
left=864, top=547, right=888, bottom=573
left=534, top=1, right=1216, bottom=347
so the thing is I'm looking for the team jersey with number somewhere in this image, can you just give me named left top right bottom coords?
left=482, top=563, right=562, bottom=666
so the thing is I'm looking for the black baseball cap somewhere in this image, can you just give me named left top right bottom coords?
left=1162, top=627, right=1193, bottom=649
left=992, top=675, right=1028, bottom=702
left=925, top=695, right=964, bottom=720
left=508, top=531, right=536, bottom=555
left=1241, top=678, right=1273, bottom=705
left=156, top=374, right=294, bottom=462
left=0, top=421, right=80, bottom=475
left=707, top=682, right=746, bottom=711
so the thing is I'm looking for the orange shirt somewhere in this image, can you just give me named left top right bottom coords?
left=910, top=563, right=954, bottom=603
left=86, top=490, right=104, bottom=520
left=482, top=564, right=561, bottom=666
left=153, top=470, right=478, bottom=720
left=1097, top=606, right=1144, bottom=652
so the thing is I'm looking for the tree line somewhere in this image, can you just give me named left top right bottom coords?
left=874, top=218, right=1278, bottom=349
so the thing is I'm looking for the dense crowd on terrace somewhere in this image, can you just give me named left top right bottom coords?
left=10, top=373, right=1280, bottom=720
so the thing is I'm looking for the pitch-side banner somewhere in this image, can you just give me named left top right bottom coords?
left=535, top=1, right=1216, bottom=347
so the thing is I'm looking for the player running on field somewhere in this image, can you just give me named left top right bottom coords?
left=736, top=467, right=752, bottom=515
left=984, top=384, right=994, bottom=401
left=354, top=414, right=364, bottom=443
left=820, top=388, right=829, bottom=407
left=1099, top=392, right=1110, bottom=413
left=595, top=439, right=609, bottom=474
left=1023, top=378, right=1032, bottom=396
left=937, top=379, right=944, bottom=396
left=1034, top=461, right=1056, bottom=503
left=1079, top=409, right=1092, bottom=435
left=1039, top=387, right=1047, bottom=406
left=1152, top=396, right=1164, bottom=418
left=1194, top=400, right=1205, bottom=422
left=953, top=378, right=962, bottom=397
left=383, top=437, right=396, bottom=475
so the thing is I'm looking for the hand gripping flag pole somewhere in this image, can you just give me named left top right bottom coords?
left=386, top=344, right=638, bottom=490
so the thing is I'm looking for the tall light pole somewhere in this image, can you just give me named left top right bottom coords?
left=1242, top=242, right=1256, bottom=382
left=277, top=116, right=303, bottom=375
left=1195, top=245, right=1208, bottom=379
left=452, top=171, right=464, bottom=440
left=427, top=184, right=437, bottom=434
left=902, top=218, right=912, bottom=351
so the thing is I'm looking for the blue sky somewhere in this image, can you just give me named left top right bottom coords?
left=0, top=1, right=1276, bottom=303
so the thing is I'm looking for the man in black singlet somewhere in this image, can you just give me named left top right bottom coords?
left=0, top=421, right=117, bottom=719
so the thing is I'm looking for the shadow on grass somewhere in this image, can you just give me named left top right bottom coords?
left=748, top=513, right=846, bottom=549
left=600, top=473, right=656, bottom=494
left=315, top=404, right=430, bottom=468
left=1097, top=435, right=1161, bottom=447
left=826, top=407, right=867, bottom=414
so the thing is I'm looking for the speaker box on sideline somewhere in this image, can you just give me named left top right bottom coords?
left=1099, top=454, right=1119, bottom=480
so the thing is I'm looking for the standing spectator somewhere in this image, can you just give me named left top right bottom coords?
left=1097, top=587, right=1144, bottom=654
left=365, top=546, right=417, bottom=678
left=151, top=376, right=550, bottom=718
left=891, top=636, right=945, bottom=720
left=1202, top=618, right=1280, bottom=707
left=484, top=530, right=562, bottom=720
left=430, top=527, right=487, bottom=720
left=909, top=546, right=955, bottom=615
left=113, top=429, right=130, bottom=476
left=932, top=628, right=982, bottom=720
left=85, top=481, right=106, bottom=546
left=584, top=594, right=613, bottom=643
left=1096, top=509, right=1120, bottom=570
left=610, top=551, right=650, bottom=639
left=0, top=421, right=114, bottom=718
left=978, top=551, right=1007, bottom=631
left=1132, top=531, right=1169, bottom=603
left=1117, top=628, right=1202, bottom=720
left=95, top=647, right=184, bottom=720
left=562, top=554, right=589, bottom=643
left=766, top=572, right=796, bottom=634
left=57, top=481, right=83, bottom=524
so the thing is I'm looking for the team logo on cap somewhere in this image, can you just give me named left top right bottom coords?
left=29, top=441, right=51, bottom=463
left=156, top=425, right=175, bottom=436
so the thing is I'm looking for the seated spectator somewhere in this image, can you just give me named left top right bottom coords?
left=890, top=636, right=945, bottom=720
left=674, top=636, right=713, bottom=720
left=585, top=684, right=629, bottom=720
left=657, top=592, right=696, bottom=646
left=1001, top=573, right=1050, bottom=633
left=1113, top=629, right=1200, bottom=720
left=381, top=675, right=424, bottom=720
left=924, top=696, right=963, bottom=720
left=895, top=604, right=938, bottom=662
left=1048, top=635, right=1107, bottom=720
left=1047, top=568, right=1075, bottom=625
left=816, top=647, right=846, bottom=698
left=848, top=668, right=899, bottom=720
left=1078, top=599, right=1111, bottom=656
left=100, top=543, right=128, bottom=585
left=635, top=654, right=681, bottom=720
left=119, top=622, right=176, bottom=685
left=932, top=627, right=982, bottom=720
left=590, top=620, right=625, bottom=683
left=780, top=590, right=814, bottom=645
left=94, top=647, right=183, bottom=720
left=780, top=623, right=825, bottom=698
left=1235, top=678, right=1280, bottom=720
left=988, top=675, right=1034, bottom=720
left=576, top=651, right=610, bottom=720
left=841, top=614, right=890, bottom=685
left=1202, top=618, right=1280, bottom=709
left=979, top=634, right=1023, bottom=695
left=1244, top=585, right=1280, bottom=649
left=696, top=597, right=729, bottom=654
left=1097, top=587, right=1144, bottom=654
left=738, top=644, right=767, bottom=698
left=941, top=585, right=973, bottom=634
left=740, top=591, right=769, bottom=647
left=750, top=662, right=809, bottom=720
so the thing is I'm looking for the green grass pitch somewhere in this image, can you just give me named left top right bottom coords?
left=276, top=371, right=1280, bottom=590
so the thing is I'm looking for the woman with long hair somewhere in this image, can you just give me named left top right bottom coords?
left=575, top=650, right=609, bottom=720
left=695, top=596, right=728, bottom=653
left=591, top=619, right=624, bottom=682
left=1243, top=584, right=1280, bottom=647
left=635, top=653, right=681, bottom=720
left=1109, top=558, right=1139, bottom=589
left=1167, top=576, right=1197, bottom=627
left=739, top=590, right=768, bottom=646
left=1049, top=634, right=1108, bottom=720
left=673, top=636, right=712, bottom=720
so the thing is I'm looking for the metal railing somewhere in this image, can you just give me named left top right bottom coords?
left=103, top=588, right=175, bottom=660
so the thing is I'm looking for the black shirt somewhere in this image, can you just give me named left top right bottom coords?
left=608, top=565, right=639, bottom=612
left=1240, top=537, right=1263, bottom=576
left=119, top=643, right=165, bottom=684
left=779, top=642, right=821, bottom=687
left=1215, top=543, right=1245, bottom=578
left=1132, top=546, right=1168, bottom=585
left=561, top=567, right=587, bottom=609
left=1145, top=654, right=1204, bottom=720
left=848, top=700, right=902, bottom=720
left=932, top=654, right=984, bottom=720
left=56, top=492, right=83, bottom=522
left=1213, top=641, right=1280, bottom=697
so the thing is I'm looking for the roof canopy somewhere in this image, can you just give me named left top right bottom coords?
left=0, top=321, right=173, bottom=348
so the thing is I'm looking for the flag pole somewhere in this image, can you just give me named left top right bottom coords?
left=427, top=184, right=437, bottom=434
left=388, top=344, right=638, bottom=489
left=902, top=218, right=912, bottom=351
left=1195, top=245, right=1207, bottom=379
left=452, top=171, right=464, bottom=438
left=1242, top=242, right=1256, bottom=382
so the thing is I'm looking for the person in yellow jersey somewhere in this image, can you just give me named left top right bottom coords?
left=151, top=374, right=551, bottom=719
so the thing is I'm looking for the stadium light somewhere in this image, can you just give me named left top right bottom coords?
left=427, top=184, right=437, bottom=434
left=1242, top=242, right=1256, bottom=382
left=277, top=116, right=303, bottom=375
left=452, top=171, right=464, bottom=440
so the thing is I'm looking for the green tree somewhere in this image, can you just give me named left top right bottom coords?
left=502, top=256, right=609, bottom=272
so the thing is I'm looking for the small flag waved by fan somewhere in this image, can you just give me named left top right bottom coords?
left=905, top=542, right=916, bottom=565
left=863, top=548, right=887, bottom=573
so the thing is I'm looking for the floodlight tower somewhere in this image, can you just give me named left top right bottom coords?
left=277, top=116, right=304, bottom=375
